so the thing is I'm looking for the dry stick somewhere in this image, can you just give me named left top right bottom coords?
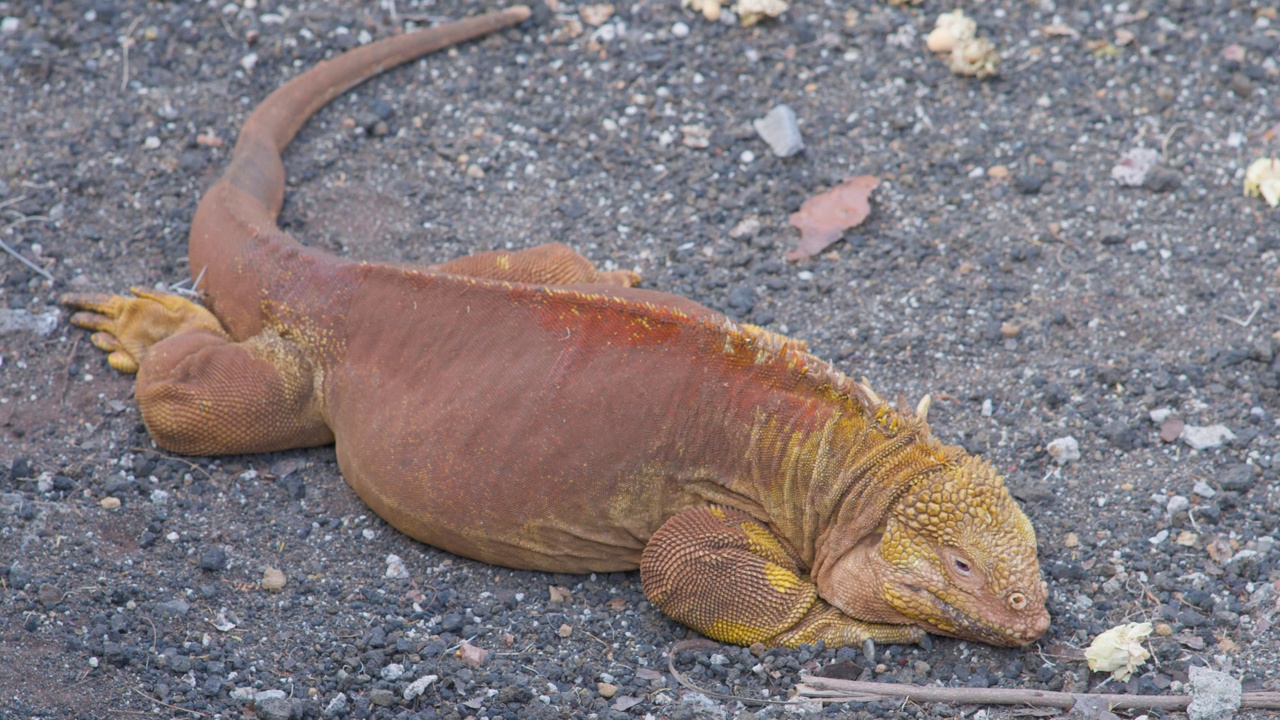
left=666, top=647, right=797, bottom=707
left=127, top=446, right=218, bottom=484
left=0, top=236, right=54, bottom=282
left=796, top=677, right=1280, bottom=711
left=130, top=688, right=211, bottom=717
left=119, top=17, right=141, bottom=92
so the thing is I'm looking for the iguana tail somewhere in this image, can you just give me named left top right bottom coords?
left=187, top=5, right=529, bottom=339
left=223, top=6, right=531, bottom=219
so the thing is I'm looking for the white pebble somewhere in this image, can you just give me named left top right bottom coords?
left=403, top=675, right=439, bottom=701
left=1192, top=480, right=1216, bottom=498
left=753, top=104, right=804, bottom=158
left=671, top=21, right=689, bottom=38
left=385, top=553, right=409, bottom=579
left=1047, top=435, right=1080, bottom=464
left=1, top=16, right=20, bottom=33
left=1166, top=495, right=1190, bottom=515
left=1180, top=424, right=1235, bottom=450
left=239, top=52, right=258, bottom=72
left=143, top=136, right=161, bottom=150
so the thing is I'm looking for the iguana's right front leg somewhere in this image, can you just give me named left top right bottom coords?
left=640, top=507, right=923, bottom=648
left=63, top=289, right=333, bottom=455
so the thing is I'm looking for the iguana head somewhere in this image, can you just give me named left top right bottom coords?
left=820, top=452, right=1049, bottom=647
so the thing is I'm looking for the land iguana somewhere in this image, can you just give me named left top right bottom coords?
left=63, top=6, right=1049, bottom=648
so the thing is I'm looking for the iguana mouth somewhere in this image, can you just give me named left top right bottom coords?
left=915, top=586, right=1032, bottom=647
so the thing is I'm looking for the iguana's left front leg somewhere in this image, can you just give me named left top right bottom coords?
left=62, top=288, right=333, bottom=455
left=641, top=507, right=923, bottom=648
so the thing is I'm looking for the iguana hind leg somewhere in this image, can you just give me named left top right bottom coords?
left=63, top=289, right=333, bottom=455
left=641, top=507, right=923, bottom=648
left=426, top=242, right=640, bottom=286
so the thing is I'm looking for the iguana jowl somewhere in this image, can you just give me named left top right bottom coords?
left=64, top=6, right=1049, bottom=648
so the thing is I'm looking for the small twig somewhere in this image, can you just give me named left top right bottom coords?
left=119, top=17, right=142, bottom=93
left=796, top=676, right=1280, bottom=711
left=141, top=615, right=159, bottom=668
left=130, top=688, right=211, bottom=717
left=0, top=194, right=27, bottom=212
left=219, top=13, right=241, bottom=42
left=0, top=237, right=54, bottom=281
left=127, top=446, right=217, bottom=483
left=59, top=335, right=82, bottom=405
left=2, top=214, right=50, bottom=231
left=1220, top=301, right=1261, bottom=328
left=1160, top=123, right=1185, bottom=164
left=667, top=641, right=798, bottom=707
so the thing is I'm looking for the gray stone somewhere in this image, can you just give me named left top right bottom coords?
left=369, top=688, right=396, bottom=707
left=1181, top=424, right=1235, bottom=450
left=1187, top=665, right=1241, bottom=720
left=255, top=697, right=293, bottom=720
left=1218, top=464, right=1257, bottom=491
left=753, top=104, right=804, bottom=158
left=323, top=692, right=349, bottom=718
left=0, top=308, right=59, bottom=337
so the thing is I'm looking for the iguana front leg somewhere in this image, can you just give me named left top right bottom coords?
left=63, top=288, right=229, bottom=373
left=641, top=507, right=923, bottom=648
left=62, top=289, right=332, bottom=455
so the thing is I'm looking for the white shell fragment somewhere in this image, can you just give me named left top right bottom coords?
left=950, top=37, right=1000, bottom=78
left=1084, top=622, right=1152, bottom=681
left=926, top=10, right=976, bottom=53
left=1243, top=157, right=1280, bottom=207
left=1111, top=147, right=1161, bottom=187
left=682, top=0, right=722, bottom=22
left=753, top=104, right=805, bottom=158
left=733, top=0, right=788, bottom=27
left=1046, top=436, right=1080, bottom=465
left=1180, top=423, right=1235, bottom=450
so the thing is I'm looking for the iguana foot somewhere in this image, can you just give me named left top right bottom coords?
left=61, top=288, right=227, bottom=374
left=641, top=506, right=921, bottom=649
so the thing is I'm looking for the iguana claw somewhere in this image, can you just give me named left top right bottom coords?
left=61, top=287, right=227, bottom=374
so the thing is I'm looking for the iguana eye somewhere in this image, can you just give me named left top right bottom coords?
left=952, top=557, right=972, bottom=576
left=1009, top=592, right=1027, bottom=610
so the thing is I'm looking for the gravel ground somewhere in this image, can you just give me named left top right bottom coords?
left=2, top=0, right=1279, bottom=718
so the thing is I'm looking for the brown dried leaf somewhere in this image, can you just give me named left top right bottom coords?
left=1206, top=534, right=1233, bottom=564
left=1216, top=634, right=1240, bottom=654
left=549, top=585, right=572, bottom=603
left=787, top=175, right=879, bottom=260
left=558, top=623, right=573, bottom=638
left=613, top=695, right=644, bottom=711
left=1173, top=632, right=1205, bottom=650
left=1159, top=417, right=1184, bottom=443
left=457, top=640, right=488, bottom=669
left=606, top=597, right=627, bottom=612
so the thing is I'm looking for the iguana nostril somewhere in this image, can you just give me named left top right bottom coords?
left=1009, top=592, right=1026, bottom=610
